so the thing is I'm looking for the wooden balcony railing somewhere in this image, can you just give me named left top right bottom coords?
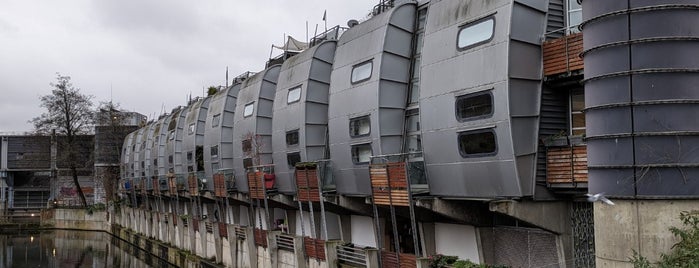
left=546, top=145, right=588, bottom=187
left=295, top=166, right=321, bottom=202
left=543, top=32, right=583, bottom=76
left=304, top=237, right=326, bottom=261
left=381, top=251, right=417, bottom=268
left=370, top=162, right=410, bottom=206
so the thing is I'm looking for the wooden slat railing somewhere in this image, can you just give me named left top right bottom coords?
left=543, top=33, right=583, bottom=76
left=546, top=145, right=588, bottom=184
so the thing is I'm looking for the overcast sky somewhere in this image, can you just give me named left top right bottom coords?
left=0, top=0, right=377, bottom=132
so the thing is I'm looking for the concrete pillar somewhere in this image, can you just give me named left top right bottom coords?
left=324, top=240, right=343, bottom=267
left=168, top=213, right=176, bottom=245
left=177, top=216, right=185, bottom=248
left=199, top=220, right=208, bottom=258
left=227, top=224, right=238, bottom=266
left=293, top=235, right=308, bottom=268
left=340, top=214, right=352, bottom=241
left=245, top=226, right=258, bottom=268
left=213, top=222, right=223, bottom=263
left=365, top=248, right=380, bottom=267
left=419, top=222, right=436, bottom=256
left=268, top=230, right=280, bottom=268
left=187, top=218, right=196, bottom=253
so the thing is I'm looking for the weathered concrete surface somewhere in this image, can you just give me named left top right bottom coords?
left=47, top=208, right=109, bottom=231
left=594, top=199, right=699, bottom=267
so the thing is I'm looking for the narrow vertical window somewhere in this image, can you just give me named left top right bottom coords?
left=188, top=123, right=195, bottom=135
left=567, top=0, right=582, bottom=33
left=286, top=152, right=301, bottom=169
left=211, top=145, right=219, bottom=159
left=243, top=158, right=253, bottom=170
left=351, top=143, right=372, bottom=164
left=570, top=88, right=585, bottom=136
left=212, top=114, right=221, bottom=127
left=243, top=103, right=254, bottom=117
left=351, top=60, right=373, bottom=84
left=456, top=91, right=493, bottom=121
left=242, top=139, right=252, bottom=154
left=349, top=116, right=371, bottom=137
left=457, top=17, right=495, bottom=50
left=458, top=129, right=497, bottom=157
left=286, top=130, right=299, bottom=146
left=287, top=86, right=301, bottom=104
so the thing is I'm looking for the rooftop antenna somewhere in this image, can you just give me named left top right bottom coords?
left=225, top=66, right=229, bottom=87
left=323, top=10, right=327, bottom=32
left=306, top=21, right=309, bottom=44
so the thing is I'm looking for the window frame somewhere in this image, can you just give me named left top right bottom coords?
left=456, top=16, right=496, bottom=51
left=349, top=115, right=371, bottom=138
left=286, top=152, right=301, bottom=169
left=566, top=0, right=582, bottom=34
left=188, top=123, right=195, bottom=135
left=351, top=143, right=373, bottom=165
left=455, top=90, right=494, bottom=122
left=243, top=102, right=254, bottom=117
left=287, top=85, right=302, bottom=104
left=570, top=88, right=585, bottom=136
left=350, top=60, right=373, bottom=84
left=210, top=145, right=219, bottom=159
left=286, top=129, right=300, bottom=147
left=457, top=128, right=498, bottom=158
left=212, top=113, right=221, bottom=128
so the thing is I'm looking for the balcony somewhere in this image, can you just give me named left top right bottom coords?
left=294, top=160, right=335, bottom=202
left=213, top=169, right=235, bottom=197
left=369, top=153, right=428, bottom=207
left=247, top=165, right=276, bottom=200
left=187, top=171, right=206, bottom=196
left=543, top=32, right=583, bottom=76
left=545, top=137, right=588, bottom=190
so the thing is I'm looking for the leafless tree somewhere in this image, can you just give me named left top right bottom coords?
left=31, top=73, right=94, bottom=207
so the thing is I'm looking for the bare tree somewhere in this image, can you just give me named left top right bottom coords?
left=242, top=131, right=264, bottom=167
left=31, top=73, right=94, bottom=207
left=94, top=101, right=134, bottom=206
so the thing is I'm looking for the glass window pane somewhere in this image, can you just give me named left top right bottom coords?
left=349, top=116, right=371, bottom=137
left=458, top=129, right=497, bottom=156
left=243, top=158, right=253, bottom=170
left=352, top=143, right=372, bottom=164
left=242, top=139, right=252, bottom=153
left=351, top=61, right=372, bottom=83
left=287, top=86, right=301, bottom=104
left=188, top=123, right=195, bottom=135
left=409, top=80, right=420, bottom=104
left=568, top=0, right=581, bottom=10
left=286, top=152, right=301, bottom=169
left=457, top=18, right=494, bottom=49
left=572, top=113, right=585, bottom=129
left=243, top=103, right=254, bottom=117
left=286, top=130, right=299, bottom=146
left=571, top=90, right=585, bottom=112
left=405, top=109, right=420, bottom=132
left=456, top=91, right=493, bottom=121
left=212, top=114, right=221, bottom=127
left=568, top=10, right=582, bottom=33
left=210, top=145, right=219, bottom=158
left=406, top=134, right=422, bottom=153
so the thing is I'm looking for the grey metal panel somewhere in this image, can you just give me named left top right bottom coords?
left=181, top=97, right=210, bottom=174
left=588, top=168, right=635, bottom=196
left=633, top=42, right=697, bottom=69
left=636, top=168, right=699, bottom=197
left=586, top=138, right=634, bottom=167
left=630, top=10, right=699, bottom=38
left=511, top=3, right=548, bottom=44
left=328, top=3, right=415, bottom=196
left=511, top=117, right=538, bottom=156
left=633, top=73, right=699, bottom=102
left=584, top=76, right=630, bottom=107
left=232, top=65, right=281, bottom=192
left=634, top=105, right=699, bottom=132
left=515, top=0, right=549, bottom=12
left=545, top=0, right=565, bottom=39
left=585, top=108, right=632, bottom=136
left=203, top=85, right=239, bottom=189
left=581, top=16, right=628, bottom=51
left=634, top=136, right=699, bottom=165
left=306, top=80, right=330, bottom=104
left=509, top=79, right=541, bottom=117
left=508, top=40, right=542, bottom=79
left=534, top=85, right=569, bottom=200
left=305, top=102, right=328, bottom=124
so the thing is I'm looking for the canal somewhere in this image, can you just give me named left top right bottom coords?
left=0, top=230, right=177, bottom=267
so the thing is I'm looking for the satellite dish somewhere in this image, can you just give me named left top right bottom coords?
left=347, top=19, right=359, bottom=28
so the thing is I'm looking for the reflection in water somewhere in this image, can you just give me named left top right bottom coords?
left=0, top=230, right=177, bottom=268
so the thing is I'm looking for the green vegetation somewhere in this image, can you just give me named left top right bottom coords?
left=427, top=254, right=508, bottom=268
left=631, top=210, right=699, bottom=268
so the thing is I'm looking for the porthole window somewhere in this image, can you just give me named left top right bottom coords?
left=287, top=86, right=301, bottom=104
left=351, top=60, right=373, bottom=84
left=458, top=129, right=497, bottom=157
left=286, top=130, right=299, bottom=146
left=349, top=115, right=371, bottom=137
left=243, top=103, right=254, bottom=117
left=457, top=17, right=495, bottom=50
left=352, top=143, right=372, bottom=164
left=456, top=91, right=493, bottom=121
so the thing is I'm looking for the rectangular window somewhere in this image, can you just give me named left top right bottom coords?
left=406, top=134, right=422, bottom=153
left=153, top=159, right=158, bottom=167
left=458, top=129, right=497, bottom=157
left=287, top=86, right=301, bottom=104
left=456, top=91, right=493, bottom=121
left=286, top=152, right=301, bottom=169
left=188, top=166, right=194, bottom=172
left=405, top=109, right=420, bottom=132
left=212, top=114, right=221, bottom=127
left=243, top=158, right=253, bottom=170
left=168, top=130, right=175, bottom=140
left=243, top=103, right=254, bottom=117
left=286, top=129, right=299, bottom=146
left=349, top=115, right=371, bottom=137
left=211, top=145, right=219, bottom=158
left=351, top=143, right=372, bottom=164
left=571, top=88, right=585, bottom=136
left=188, top=123, right=195, bottom=135
left=351, top=60, right=372, bottom=84
left=242, top=139, right=252, bottom=154
left=187, top=151, right=193, bottom=162
left=567, top=0, right=582, bottom=33
left=168, top=155, right=173, bottom=164
left=457, top=17, right=495, bottom=50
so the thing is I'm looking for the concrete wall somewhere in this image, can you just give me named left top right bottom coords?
left=594, top=199, right=699, bottom=267
left=44, top=208, right=109, bottom=231
left=350, top=215, right=376, bottom=247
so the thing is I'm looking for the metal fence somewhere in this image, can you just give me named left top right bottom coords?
left=337, top=245, right=367, bottom=267
left=276, top=234, right=295, bottom=252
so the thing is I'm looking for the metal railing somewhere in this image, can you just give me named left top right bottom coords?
left=310, top=26, right=349, bottom=47
left=337, top=245, right=368, bottom=267
left=234, top=226, right=247, bottom=240
left=275, top=234, right=295, bottom=252
left=370, top=152, right=427, bottom=186
left=372, top=0, right=394, bottom=16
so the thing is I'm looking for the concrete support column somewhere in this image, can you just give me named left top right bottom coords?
left=199, top=220, right=208, bottom=257
left=245, top=226, right=258, bottom=268
left=176, top=216, right=184, bottom=248
left=324, top=240, right=343, bottom=267
left=187, top=218, right=196, bottom=253
left=293, top=235, right=308, bottom=268
left=267, top=230, right=280, bottom=268
left=168, top=213, right=176, bottom=245
left=213, top=222, right=223, bottom=263
left=365, top=248, right=380, bottom=267
left=419, top=222, right=436, bottom=256
left=227, top=224, right=238, bottom=266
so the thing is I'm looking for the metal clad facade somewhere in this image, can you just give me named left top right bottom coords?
left=203, top=86, right=239, bottom=189
left=272, top=41, right=336, bottom=194
left=182, top=98, right=210, bottom=174
left=328, top=3, right=416, bottom=196
left=583, top=0, right=699, bottom=197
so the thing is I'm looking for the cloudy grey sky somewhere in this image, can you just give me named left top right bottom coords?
left=0, top=0, right=377, bottom=132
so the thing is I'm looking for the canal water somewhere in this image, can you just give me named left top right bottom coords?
left=0, top=230, right=177, bottom=267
